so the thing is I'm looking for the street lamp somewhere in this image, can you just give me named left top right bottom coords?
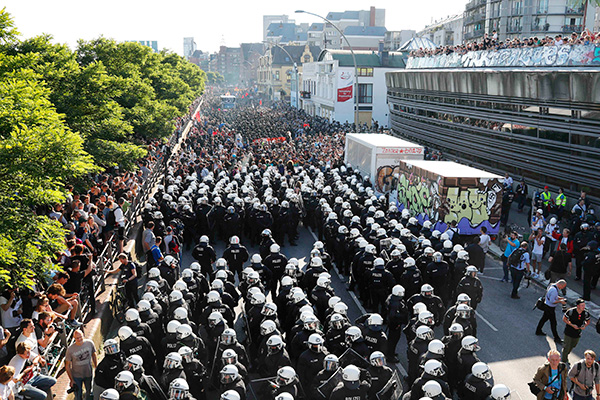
left=262, top=41, right=299, bottom=106
left=296, top=9, right=359, bottom=127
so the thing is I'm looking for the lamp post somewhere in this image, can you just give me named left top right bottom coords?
left=296, top=9, right=359, bottom=127
left=263, top=41, right=299, bottom=107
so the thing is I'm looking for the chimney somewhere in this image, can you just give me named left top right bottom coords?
left=370, top=6, right=376, bottom=27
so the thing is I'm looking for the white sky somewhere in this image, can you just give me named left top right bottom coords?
left=2, top=0, right=465, bottom=55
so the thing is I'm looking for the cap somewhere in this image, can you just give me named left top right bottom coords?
left=544, top=186, right=549, bottom=189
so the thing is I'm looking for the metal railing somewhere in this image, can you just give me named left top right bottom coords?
left=42, top=98, right=203, bottom=378
left=562, top=24, right=583, bottom=32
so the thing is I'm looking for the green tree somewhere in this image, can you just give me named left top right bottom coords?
left=0, top=68, right=96, bottom=287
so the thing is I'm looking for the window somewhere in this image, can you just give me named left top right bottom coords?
left=358, top=84, right=373, bottom=104
left=275, top=71, right=280, bottom=81
left=537, top=0, right=548, bottom=13
left=358, top=67, right=374, bottom=77
left=304, top=55, right=311, bottom=63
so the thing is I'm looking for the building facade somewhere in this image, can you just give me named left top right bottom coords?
left=417, top=15, right=464, bottom=46
left=128, top=40, right=158, bottom=52
left=216, top=46, right=242, bottom=85
left=463, top=0, right=595, bottom=42
left=386, top=50, right=600, bottom=203
left=384, top=30, right=417, bottom=51
left=301, top=48, right=405, bottom=127
left=258, top=44, right=320, bottom=101
left=183, top=37, right=196, bottom=59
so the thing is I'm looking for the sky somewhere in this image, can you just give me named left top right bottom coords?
left=2, top=0, right=465, bottom=55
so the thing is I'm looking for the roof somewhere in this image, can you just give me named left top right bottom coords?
left=240, top=43, right=265, bottom=59
left=327, top=10, right=360, bottom=20
left=347, top=133, right=423, bottom=149
left=318, top=49, right=406, bottom=68
left=309, top=23, right=324, bottom=31
left=344, top=26, right=387, bottom=37
left=398, top=37, right=438, bottom=51
left=271, top=45, right=321, bottom=66
left=266, top=23, right=307, bottom=43
left=405, top=161, right=503, bottom=179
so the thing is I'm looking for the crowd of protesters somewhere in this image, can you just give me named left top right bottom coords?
left=409, top=29, right=600, bottom=58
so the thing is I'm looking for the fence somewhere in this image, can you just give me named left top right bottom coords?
left=42, top=98, right=203, bottom=377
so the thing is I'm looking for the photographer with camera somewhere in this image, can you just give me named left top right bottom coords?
left=568, top=350, right=600, bottom=400
left=533, top=350, right=568, bottom=400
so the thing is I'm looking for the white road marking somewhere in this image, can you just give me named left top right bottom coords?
left=475, top=310, right=499, bottom=332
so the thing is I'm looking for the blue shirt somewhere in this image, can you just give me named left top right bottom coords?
left=544, top=285, right=560, bottom=308
left=504, top=238, right=520, bottom=257
left=544, top=368, right=561, bottom=399
left=151, top=245, right=163, bottom=264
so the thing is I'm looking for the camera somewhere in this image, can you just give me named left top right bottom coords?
left=66, top=384, right=78, bottom=394
left=49, top=323, right=64, bottom=334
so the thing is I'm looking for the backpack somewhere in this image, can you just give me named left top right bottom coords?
left=509, top=248, right=526, bottom=267
left=570, top=360, right=599, bottom=391
left=106, top=208, right=116, bottom=228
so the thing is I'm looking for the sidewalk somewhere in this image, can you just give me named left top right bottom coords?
left=488, top=201, right=600, bottom=320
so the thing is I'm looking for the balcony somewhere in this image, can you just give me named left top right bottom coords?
left=473, top=29, right=485, bottom=38
left=465, top=12, right=486, bottom=24
left=565, top=6, right=584, bottom=14
left=562, top=24, right=583, bottom=32
left=507, top=25, right=523, bottom=33
left=532, top=22, right=550, bottom=31
left=465, top=0, right=486, bottom=10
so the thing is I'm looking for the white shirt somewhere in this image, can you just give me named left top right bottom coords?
left=15, top=332, right=38, bottom=358
left=0, top=296, right=23, bottom=329
left=479, top=234, right=491, bottom=253
left=0, top=381, right=14, bottom=400
left=533, top=236, right=545, bottom=255
left=545, top=224, right=557, bottom=241
left=504, top=176, right=513, bottom=187
left=114, top=206, right=125, bottom=226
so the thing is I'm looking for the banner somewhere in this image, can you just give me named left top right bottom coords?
left=337, top=70, right=354, bottom=102
left=406, top=44, right=600, bottom=69
left=252, top=137, right=286, bottom=145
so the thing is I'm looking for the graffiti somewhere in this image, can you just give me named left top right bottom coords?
left=376, top=165, right=401, bottom=194
left=406, top=44, right=600, bottom=69
left=395, top=171, right=441, bottom=222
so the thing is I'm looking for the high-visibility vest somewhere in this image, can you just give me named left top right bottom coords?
left=541, top=191, right=552, bottom=205
left=556, top=193, right=566, bottom=207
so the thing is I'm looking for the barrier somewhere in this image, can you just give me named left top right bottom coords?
left=42, top=98, right=204, bottom=379
left=406, top=44, right=600, bottom=69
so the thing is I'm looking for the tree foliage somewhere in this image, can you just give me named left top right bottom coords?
left=0, top=9, right=205, bottom=287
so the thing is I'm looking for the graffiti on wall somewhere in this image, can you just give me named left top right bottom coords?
left=406, top=44, right=600, bottom=69
left=378, top=162, right=504, bottom=234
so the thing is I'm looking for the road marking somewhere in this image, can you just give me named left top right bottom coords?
left=478, top=275, right=504, bottom=282
left=475, top=310, right=499, bottom=332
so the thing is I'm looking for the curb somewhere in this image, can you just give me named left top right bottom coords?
left=488, top=243, right=600, bottom=320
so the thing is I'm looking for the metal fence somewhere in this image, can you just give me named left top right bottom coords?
left=42, top=99, right=202, bottom=377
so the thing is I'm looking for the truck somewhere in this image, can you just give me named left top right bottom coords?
left=392, top=160, right=505, bottom=235
left=344, top=133, right=424, bottom=194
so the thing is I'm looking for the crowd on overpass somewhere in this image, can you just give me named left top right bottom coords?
left=0, top=97, right=598, bottom=400
left=409, top=29, right=600, bottom=58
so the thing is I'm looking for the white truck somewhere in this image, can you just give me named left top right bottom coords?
left=344, top=133, right=424, bottom=194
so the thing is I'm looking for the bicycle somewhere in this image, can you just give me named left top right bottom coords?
left=109, top=282, right=127, bottom=323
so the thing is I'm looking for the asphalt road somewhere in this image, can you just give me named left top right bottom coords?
left=179, top=225, right=600, bottom=399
